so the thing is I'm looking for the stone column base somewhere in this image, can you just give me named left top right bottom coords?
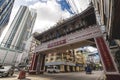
left=29, top=70, right=36, bottom=75
left=106, top=74, right=120, bottom=80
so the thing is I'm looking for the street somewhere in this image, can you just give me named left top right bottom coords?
left=0, top=0, right=120, bottom=80
left=0, top=71, right=104, bottom=80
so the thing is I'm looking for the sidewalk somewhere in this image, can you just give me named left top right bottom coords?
left=96, top=71, right=105, bottom=80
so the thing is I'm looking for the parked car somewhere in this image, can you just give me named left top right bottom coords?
left=47, top=66, right=60, bottom=73
left=0, top=65, right=14, bottom=77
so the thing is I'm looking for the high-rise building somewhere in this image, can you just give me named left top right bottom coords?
left=2, top=6, right=37, bottom=51
left=0, top=0, right=15, bottom=36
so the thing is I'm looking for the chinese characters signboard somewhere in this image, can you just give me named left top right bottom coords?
left=48, top=39, right=66, bottom=48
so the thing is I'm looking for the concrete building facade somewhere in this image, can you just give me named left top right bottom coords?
left=0, top=0, right=15, bottom=36
left=45, top=51, right=75, bottom=72
left=44, top=49, right=87, bottom=72
left=2, top=6, right=37, bottom=51
left=0, top=6, right=37, bottom=65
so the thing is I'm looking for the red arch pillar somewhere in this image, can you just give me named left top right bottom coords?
left=95, top=36, right=120, bottom=80
left=29, top=53, right=45, bottom=74
left=36, top=54, right=45, bottom=74
left=29, top=53, right=38, bottom=74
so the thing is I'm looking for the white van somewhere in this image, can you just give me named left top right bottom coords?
left=47, top=66, right=60, bottom=73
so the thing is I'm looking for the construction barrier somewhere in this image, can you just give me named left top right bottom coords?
left=18, top=70, right=26, bottom=79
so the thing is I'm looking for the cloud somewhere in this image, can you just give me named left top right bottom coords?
left=29, top=0, right=71, bottom=32
left=69, top=0, right=89, bottom=13
left=0, top=0, right=89, bottom=42
left=33, top=20, right=56, bottom=33
left=0, top=0, right=72, bottom=42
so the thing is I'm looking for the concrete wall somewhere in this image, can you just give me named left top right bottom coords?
left=0, top=48, right=22, bottom=65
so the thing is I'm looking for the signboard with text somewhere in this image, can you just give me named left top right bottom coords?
left=35, top=26, right=102, bottom=52
left=48, top=39, right=66, bottom=48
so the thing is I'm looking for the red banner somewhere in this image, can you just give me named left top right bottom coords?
left=29, top=53, right=38, bottom=71
left=29, top=54, right=36, bottom=70
left=95, top=37, right=117, bottom=72
left=48, top=39, right=66, bottom=48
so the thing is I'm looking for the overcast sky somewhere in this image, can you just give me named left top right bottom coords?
left=0, top=0, right=89, bottom=42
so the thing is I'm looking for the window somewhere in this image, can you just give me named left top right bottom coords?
left=97, top=2, right=100, bottom=14
left=56, top=57, right=61, bottom=60
left=69, top=58, right=73, bottom=61
left=76, top=51, right=79, bottom=53
left=50, top=58, right=53, bottom=61
left=64, top=57, right=66, bottom=60
left=20, top=43, right=25, bottom=51
left=56, top=53, right=61, bottom=56
left=47, top=66, right=53, bottom=69
left=46, top=54, right=48, bottom=57
left=51, top=54, right=54, bottom=56
left=46, top=59, right=48, bottom=62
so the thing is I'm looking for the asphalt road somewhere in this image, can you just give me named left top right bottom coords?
left=0, top=71, right=104, bottom=80
left=40, top=71, right=104, bottom=80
